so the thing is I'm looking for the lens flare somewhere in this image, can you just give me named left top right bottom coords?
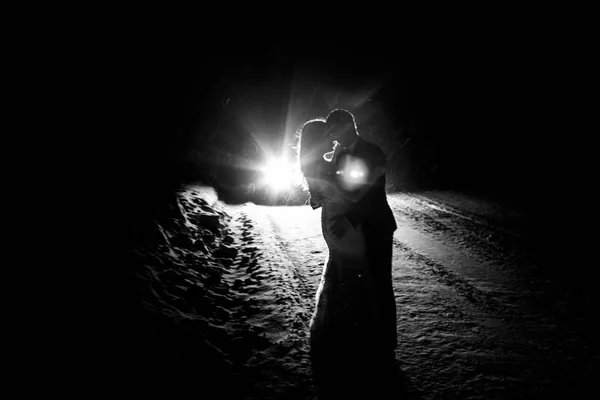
left=336, top=154, right=368, bottom=191
left=261, top=157, right=302, bottom=192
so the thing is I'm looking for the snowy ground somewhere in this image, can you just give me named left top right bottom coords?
left=122, top=184, right=598, bottom=399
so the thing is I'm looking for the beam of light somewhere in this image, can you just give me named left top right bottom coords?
left=217, top=72, right=387, bottom=198
left=260, top=156, right=303, bottom=193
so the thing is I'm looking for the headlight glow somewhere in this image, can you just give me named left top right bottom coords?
left=260, top=157, right=302, bottom=192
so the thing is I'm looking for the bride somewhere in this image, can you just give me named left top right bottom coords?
left=298, top=119, right=391, bottom=399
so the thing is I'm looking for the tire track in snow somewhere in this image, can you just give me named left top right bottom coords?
left=391, top=194, right=539, bottom=274
left=393, top=238, right=519, bottom=321
left=389, top=207, right=596, bottom=398
left=230, top=204, right=317, bottom=400
left=410, top=192, right=533, bottom=239
left=251, top=205, right=316, bottom=332
left=391, top=235, right=550, bottom=399
left=391, top=238, right=525, bottom=400
left=390, top=194, right=589, bottom=343
left=388, top=193, right=553, bottom=312
left=228, top=207, right=310, bottom=345
left=393, top=199, right=516, bottom=265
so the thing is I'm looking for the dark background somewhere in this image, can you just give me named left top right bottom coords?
left=103, top=27, right=562, bottom=222
left=81, top=24, right=586, bottom=394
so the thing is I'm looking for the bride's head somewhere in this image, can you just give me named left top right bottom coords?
left=298, top=119, right=333, bottom=201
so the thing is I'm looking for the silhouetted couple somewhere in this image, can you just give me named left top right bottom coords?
left=299, top=109, right=398, bottom=399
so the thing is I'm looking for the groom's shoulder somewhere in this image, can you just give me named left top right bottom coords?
left=354, top=137, right=386, bottom=166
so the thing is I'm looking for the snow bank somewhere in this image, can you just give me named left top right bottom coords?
left=123, top=184, right=249, bottom=393
left=121, top=183, right=316, bottom=399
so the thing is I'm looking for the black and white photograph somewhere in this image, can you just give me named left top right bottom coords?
left=97, top=23, right=594, bottom=399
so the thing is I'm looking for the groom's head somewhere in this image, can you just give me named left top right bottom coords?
left=326, top=109, right=359, bottom=146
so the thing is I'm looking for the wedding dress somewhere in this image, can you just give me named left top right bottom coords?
left=308, top=174, right=389, bottom=398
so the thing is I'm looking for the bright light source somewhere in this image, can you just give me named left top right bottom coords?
left=349, top=169, right=364, bottom=179
left=261, top=157, right=301, bottom=192
left=336, top=154, right=368, bottom=191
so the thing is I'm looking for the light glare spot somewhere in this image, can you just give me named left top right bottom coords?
left=261, top=157, right=302, bottom=192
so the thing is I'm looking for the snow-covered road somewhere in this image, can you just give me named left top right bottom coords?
left=124, top=185, right=597, bottom=399
left=245, top=192, right=597, bottom=399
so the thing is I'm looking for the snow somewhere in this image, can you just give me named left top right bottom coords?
left=123, top=183, right=597, bottom=399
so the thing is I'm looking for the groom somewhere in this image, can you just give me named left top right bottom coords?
left=324, top=109, right=398, bottom=369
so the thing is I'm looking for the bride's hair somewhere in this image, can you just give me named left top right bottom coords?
left=298, top=119, right=327, bottom=180
left=298, top=118, right=331, bottom=202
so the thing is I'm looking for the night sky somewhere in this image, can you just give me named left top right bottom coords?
left=108, top=29, right=558, bottom=217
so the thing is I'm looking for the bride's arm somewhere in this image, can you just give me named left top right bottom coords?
left=323, top=208, right=367, bottom=257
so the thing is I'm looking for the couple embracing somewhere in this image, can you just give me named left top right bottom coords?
left=298, top=109, right=398, bottom=398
